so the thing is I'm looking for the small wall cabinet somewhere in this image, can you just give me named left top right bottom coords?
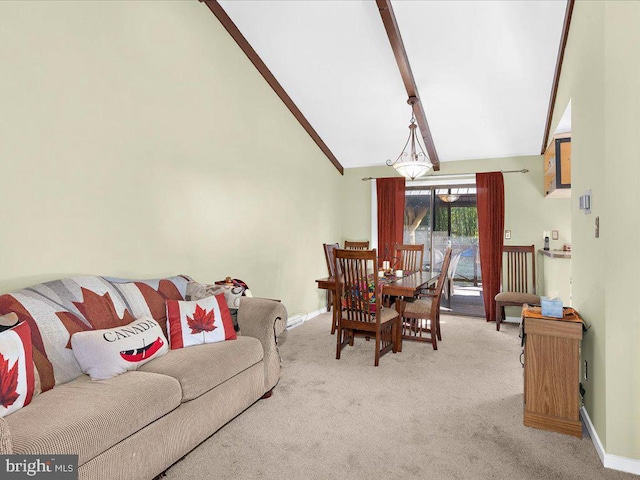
left=544, top=133, right=571, bottom=198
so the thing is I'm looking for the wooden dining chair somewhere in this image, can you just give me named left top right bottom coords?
left=394, top=244, right=424, bottom=272
left=344, top=240, right=369, bottom=250
left=400, top=247, right=452, bottom=350
left=495, top=245, right=541, bottom=331
left=333, top=248, right=399, bottom=366
left=323, top=243, right=340, bottom=315
left=444, top=248, right=464, bottom=299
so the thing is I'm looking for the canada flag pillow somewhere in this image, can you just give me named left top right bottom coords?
left=0, top=321, right=35, bottom=418
left=71, top=316, right=169, bottom=381
left=166, top=294, right=236, bottom=350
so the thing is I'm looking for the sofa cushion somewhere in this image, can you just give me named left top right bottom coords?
left=71, top=317, right=169, bottom=380
left=166, top=295, right=236, bottom=350
left=0, top=321, right=35, bottom=417
left=5, top=371, right=181, bottom=466
left=139, top=336, right=263, bottom=402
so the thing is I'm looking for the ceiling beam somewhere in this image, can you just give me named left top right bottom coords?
left=541, top=0, right=575, bottom=154
left=200, top=0, right=344, bottom=175
left=376, top=0, right=440, bottom=171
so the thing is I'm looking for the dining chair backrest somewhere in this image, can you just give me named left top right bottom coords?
left=323, top=243, right=340, bottom=277
left=394, top=244, right=424, bottom=272
left=433, top=247, right=453, bottom=302
left=344, top=240, right=369, bottom=250
left=334, top=248, right=380, bottom=325
left=402, top=247, right=452, bottom=350
left=502, top=245, right=536, bottom=294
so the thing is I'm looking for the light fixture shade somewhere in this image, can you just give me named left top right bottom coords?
left=438, top=194, right=460, bottom=203
left=386, top=100, right=433, bottom=180
left=394, top=160, right=432, bottom=181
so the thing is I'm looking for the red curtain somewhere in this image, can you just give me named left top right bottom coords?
left=476, top=172, right=505, bottom=322
left=377, top=177, right=406, bottom=266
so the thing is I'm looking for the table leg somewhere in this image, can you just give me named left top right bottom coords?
left=395, top=298, right=404, bottom=352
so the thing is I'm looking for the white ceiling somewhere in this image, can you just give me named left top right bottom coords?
left=217, top=0, right=567, bottom=171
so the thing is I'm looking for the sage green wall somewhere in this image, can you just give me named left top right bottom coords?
left=603, top=2, right=640, bottom=459
left=553, top=1, right=640, bottom=460
left=0, top=1, right=344, bottom=318
left=554, top=0, right=608, bottom=451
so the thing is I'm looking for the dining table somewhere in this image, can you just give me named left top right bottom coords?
left=315, top=270, right=439, bottom=352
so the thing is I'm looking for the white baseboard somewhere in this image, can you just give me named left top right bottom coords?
left=286, top=308, right=327, bottom=330
left=581, top=406, right=640, bottom=475
left=581, top=407, right=605, bottom=464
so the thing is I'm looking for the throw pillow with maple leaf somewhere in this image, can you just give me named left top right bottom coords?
left=187, top=304, right=217, bottom=337
left=0, top=321, right=35, bottom=417
left=0, top=352, right=19, bottom=409
left=166, top=294, right=236, bottom=350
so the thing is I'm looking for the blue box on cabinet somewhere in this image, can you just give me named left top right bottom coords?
left=541, top=296, right=563, bottom=318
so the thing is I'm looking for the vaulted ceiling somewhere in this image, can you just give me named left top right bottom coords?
left=207, top=0, right=570, bottom=174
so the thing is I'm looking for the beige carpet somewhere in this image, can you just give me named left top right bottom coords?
left=164, top=313, right=637, bottom=480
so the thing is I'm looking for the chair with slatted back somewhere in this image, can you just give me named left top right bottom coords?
left=494, top=245, right=541, bottom=331
left=344, top=240, right=369, bottom=250
left=333, top=248, right=399, bottom=366
left=400, top=247, right=452, bottom=350
left=323, top=243, right=340, bottom=317
left=394, top=244, right=424, bottom=272
left=388, top=243, right=425, bottom=308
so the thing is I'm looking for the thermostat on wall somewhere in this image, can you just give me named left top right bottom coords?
left=579, top=190, right=591, bottom=214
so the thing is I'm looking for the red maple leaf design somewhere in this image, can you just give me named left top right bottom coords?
left=187, top=304, right=216, bottom=335
left=72, top=289, right=135, bottom=331
left=57, top=288, right=136, bottom=349
left=0, top=352, right=20, bottom=409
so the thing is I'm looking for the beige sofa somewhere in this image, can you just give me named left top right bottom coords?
left=0, top=275, right=287, bottom=480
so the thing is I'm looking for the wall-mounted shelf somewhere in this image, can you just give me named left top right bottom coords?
left=539, top=249, right=571, bottom=259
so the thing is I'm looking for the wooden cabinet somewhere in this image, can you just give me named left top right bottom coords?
left=522, top=306, right=582, bottom=437
left=544, top=133, right=571, bottom=198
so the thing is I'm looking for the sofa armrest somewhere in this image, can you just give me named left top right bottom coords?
left=0, top=417, right=13, bottom=454
left=237, top=297, right=288, bottom=393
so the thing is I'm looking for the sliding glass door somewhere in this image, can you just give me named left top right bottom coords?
left=403, top=185, right=480, bottom=287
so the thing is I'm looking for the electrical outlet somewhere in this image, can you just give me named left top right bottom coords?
left=552, top=230, right=559, bottom=240
left=584, top=360, right=588, bottom=381
left=505, top=230, right=511, bottom=240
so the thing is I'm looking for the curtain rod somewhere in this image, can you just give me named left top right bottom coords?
left=361, top=168, right=529, bottom=181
